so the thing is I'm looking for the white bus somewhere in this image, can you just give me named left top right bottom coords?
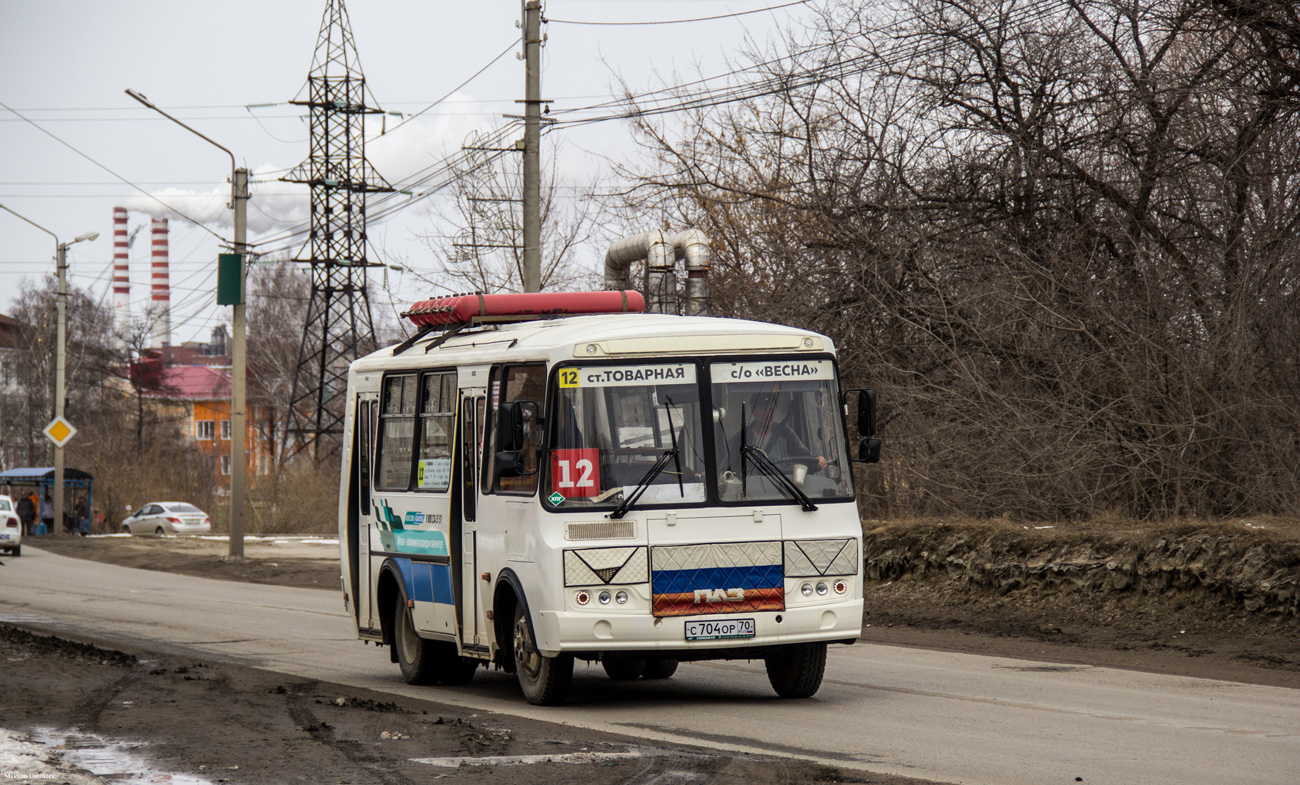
left=338, top=290, right=880, bottom=705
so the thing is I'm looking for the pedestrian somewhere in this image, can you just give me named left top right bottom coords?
left=40, top=492, right=54, bottom=534
left=70, top=497, right=87, bottom=535
left=15, top=493, right=36, bottom=536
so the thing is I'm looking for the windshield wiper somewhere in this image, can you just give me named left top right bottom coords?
left=664, top=398, right=684, bottom=499
left=608, top=447, right=678, bottom=519
left=742, top=445, right=819, bottom=512
left=609, top=398, right=685, bottom=520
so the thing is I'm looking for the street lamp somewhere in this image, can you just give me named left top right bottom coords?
left=126, top=89, right=249, bottom=558
left=0, top=203, right=98, bottom=535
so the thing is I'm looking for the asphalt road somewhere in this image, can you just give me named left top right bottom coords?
left=4, top=546, right=1297, bottom=785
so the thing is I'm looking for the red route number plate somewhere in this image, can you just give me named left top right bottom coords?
left=551, top=448, right=601, bottom=498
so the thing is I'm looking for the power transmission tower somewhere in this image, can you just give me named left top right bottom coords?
left=282, top=0, right=393, bottom=460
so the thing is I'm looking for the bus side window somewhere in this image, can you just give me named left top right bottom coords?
left=376, top=375, right=418, bottom=491
left=358, top=400, right=372, bottom=515
left=415, top=371, right=456, bottom=492
left=461, top=396, right=477, bottom=522
left=486, top=363, right=546, bottom=495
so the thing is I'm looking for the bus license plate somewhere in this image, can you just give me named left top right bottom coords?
left=685, top=618, right=755, bottom=641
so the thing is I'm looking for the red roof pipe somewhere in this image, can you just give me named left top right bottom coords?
left=403, top=290, right=645, bottom=328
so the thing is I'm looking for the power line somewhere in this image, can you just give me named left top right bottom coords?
left=546, top=0, right=1075, bottom=130
left=547, top=0, right=811, bottom=26
left=0, top=100, right=227, bottom=242
left=380, top=36, right=521, bottom=137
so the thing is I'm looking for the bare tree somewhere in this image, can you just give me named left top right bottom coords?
left=615, top=0, right=1300, bottom=520
left=417, top=134, right=602, bottom=294
left=6, top=276, right=116, bottom=463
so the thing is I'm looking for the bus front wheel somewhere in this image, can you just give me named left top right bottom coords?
left=764, top=642, right=826, bottom=698
left=512, top=604, right=573, bottom=705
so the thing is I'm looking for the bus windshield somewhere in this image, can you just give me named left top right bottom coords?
left=546, top=362, right=706, bottom=510
left=710, top=359, right=853, bottom=503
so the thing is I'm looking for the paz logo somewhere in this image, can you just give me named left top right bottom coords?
left=693, top=588, right=745, bottom=604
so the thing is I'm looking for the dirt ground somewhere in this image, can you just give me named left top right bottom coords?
left=4, top=520, right=1299, bottom=784
left=0, top=625, right=891, bottom=785
left=3, top=535, right=925, bottom=785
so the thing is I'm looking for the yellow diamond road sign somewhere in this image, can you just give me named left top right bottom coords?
left=44, top=416, right=77, bottom=448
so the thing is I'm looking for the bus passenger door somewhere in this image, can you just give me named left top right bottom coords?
left=353, top=393, right=380, bottom=636
left=459, top=391, right=488, bottom=649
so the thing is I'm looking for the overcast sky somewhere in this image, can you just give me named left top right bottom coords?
left=0, top=0, right=817, bottom=344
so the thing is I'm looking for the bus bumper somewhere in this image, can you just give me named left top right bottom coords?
left=536, top=598, right=864, bottom=657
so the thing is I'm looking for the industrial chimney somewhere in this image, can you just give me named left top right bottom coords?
left=150, top=217, right=171, bottom=348
left=111, top=207, right=130, bottom=336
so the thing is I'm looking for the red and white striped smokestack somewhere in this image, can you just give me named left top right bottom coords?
left=112, top=207, right=130, bottom=336
left=150, top=217, right=171, bottom=348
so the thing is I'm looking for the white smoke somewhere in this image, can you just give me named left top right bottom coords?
left=117, top=101, right=504, bottom=237
left=119, top=164, right=309, bottom=236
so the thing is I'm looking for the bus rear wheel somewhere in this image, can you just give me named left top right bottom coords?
left=394, top=596, right=478, bottom=686
left=513, top=604, right=573, bottom=705
left=764, top=642, right=826, bottom=698
left=601, top=655, right=645, bottom=681
left=395, top=596, right=438, bottom=685
left=642, top=658, right=679, bottom=680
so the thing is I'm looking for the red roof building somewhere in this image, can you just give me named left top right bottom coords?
left=145, top=364, right=276, bottom=487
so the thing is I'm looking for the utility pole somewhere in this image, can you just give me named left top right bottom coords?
left=229, top=168, right=249, bottom=557
left=522, top=0, right=543, bottom=293
left=54, top=241, right=67, bottom=533
left=0, top=204, right=96, bottom=537
left=126, top=89, right=249, bottom=558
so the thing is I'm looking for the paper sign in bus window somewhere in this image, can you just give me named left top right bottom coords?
left=417, top=457, right=452, bottom=489
left=552, top=448, right=601, bottom=498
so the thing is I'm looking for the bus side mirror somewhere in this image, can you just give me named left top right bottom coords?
left=858, top=388, right=877, bottom=437
left=495, top=400, right=541, bottom=478
left=846, top=388, right=881, bottom=464
left=497, top=402, right=527, bottom=453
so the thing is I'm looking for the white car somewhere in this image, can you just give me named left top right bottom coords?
left=0, top=495, right=20, bottom=555
left=121, top=502, right=212, bottom=536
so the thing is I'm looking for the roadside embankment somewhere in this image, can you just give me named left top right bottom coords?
left=863, top=519, right=1300, bottom=618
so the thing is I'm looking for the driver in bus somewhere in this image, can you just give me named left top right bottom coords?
left=726, top=390, right=828, bottom=472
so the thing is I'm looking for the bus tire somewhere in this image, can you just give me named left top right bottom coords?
left=601, top=655, right=646, bottom=681
left=394, top=596, right=438, bottom=685
left=642, top=658, right=678, bottom=680
left=437, top=652, right=479, bottom=686
left=764, top=642, right=826, bottom=699
left=512, top=603, right=573, bottom=705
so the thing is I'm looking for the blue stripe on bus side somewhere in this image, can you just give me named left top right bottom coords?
left=393, top=557, right=453, bottom=605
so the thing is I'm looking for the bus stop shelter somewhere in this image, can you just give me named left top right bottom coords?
left=0, top=467, right=94, bottom=534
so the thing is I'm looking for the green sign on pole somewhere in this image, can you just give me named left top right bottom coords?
left=217, top=253, right=244, bottom=305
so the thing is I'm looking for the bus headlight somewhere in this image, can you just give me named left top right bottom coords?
left=800, top=583, right=813, bottom=597
left=816, top=582, right=829, bottom=596
left=598, top=590, right=612, bottom=605
left=615, top=590, right=629, bottom=605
